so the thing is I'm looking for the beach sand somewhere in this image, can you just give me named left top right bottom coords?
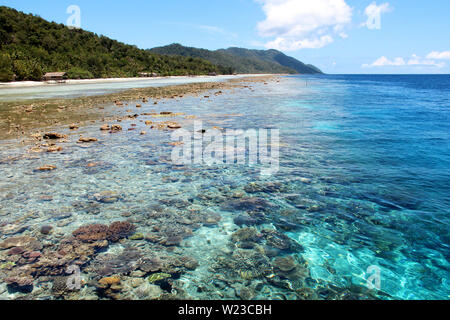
left=0, top=75, right=279, bottom=142
left=0, top=74, right=277, bottom=89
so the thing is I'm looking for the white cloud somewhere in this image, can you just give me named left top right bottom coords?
left=363, top=2, right=392, bottom=30
left=362, top=54, right=446, bottom=68
left=426, top=51, right=450, bottom=60
left=256, top=0, right=352, bottom=51
left=266, top=35, right=334, bottom=51
left=362, top=56, right=405, bottom=67
left=407, top=54, right=443, bottom=67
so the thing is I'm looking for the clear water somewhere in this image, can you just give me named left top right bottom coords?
left=0, top=75, right=449, bottom=300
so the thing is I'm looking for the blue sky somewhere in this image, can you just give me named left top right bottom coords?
left=3, top=0, right=450, bottom=74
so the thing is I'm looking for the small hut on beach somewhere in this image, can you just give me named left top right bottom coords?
left=42, top=72, right=67, bottom=82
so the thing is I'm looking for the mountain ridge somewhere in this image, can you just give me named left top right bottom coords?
left=0, top=6, right=322, bottom=83
left=0, top=6, right=227, bottom=82
left=149, top=43, right=323, bottom=75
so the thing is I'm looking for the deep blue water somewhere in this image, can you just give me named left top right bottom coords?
left=272, top=74, right=450, bottom=299
left=0, top=75, right=448, bottom=300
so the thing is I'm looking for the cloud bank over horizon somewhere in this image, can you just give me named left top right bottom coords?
left=362, top=53, right=448, bottom=69
left=256, top=0, right=353, bottom=51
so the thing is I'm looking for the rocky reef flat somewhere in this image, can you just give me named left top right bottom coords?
left=0, top=76, right=273, bottom=141
left=0, top=74, right=447, bottom=300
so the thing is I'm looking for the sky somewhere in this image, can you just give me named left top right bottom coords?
left=2, top=0, right=450, bottom=74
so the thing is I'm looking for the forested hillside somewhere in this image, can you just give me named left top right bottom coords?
left=150, top=44, right=323, bottom=75
left=0, top=6, right=227, bottom=82
left=220, top=47, right=323, bottom=74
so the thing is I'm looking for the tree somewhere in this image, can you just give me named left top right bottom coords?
left=0, top=6, right=227, bottom=82
left=0, top=53, right=14, bottom=81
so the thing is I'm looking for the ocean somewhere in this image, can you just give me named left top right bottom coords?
left=0, top=74, right=448, bottom=300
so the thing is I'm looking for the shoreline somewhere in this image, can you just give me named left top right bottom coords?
left=0, top=75, right=281, bottom=142
left=0, top=74, right=280, bottom=89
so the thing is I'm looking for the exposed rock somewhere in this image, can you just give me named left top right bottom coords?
left=47, top=146, right=63, bottom=153
left=35, top=165, right=57, bottom=171
left=78, top=137, right=98, bottom=143
left=167, top=123, right=182, bottom=129
left=110, top=124, right=122, bottom=132
left=43, top=133, right=67, bottom=140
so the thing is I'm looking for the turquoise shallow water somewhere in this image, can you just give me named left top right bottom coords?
left=0, top=75, right=449, bottom=300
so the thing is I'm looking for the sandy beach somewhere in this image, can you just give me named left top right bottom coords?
left=0, top=74, right=277, bottom=89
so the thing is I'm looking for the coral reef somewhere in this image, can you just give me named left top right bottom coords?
left=107, top=221, right=136, bottom=242
left=72, top=221, right=135, bottom=243
left=73, top=224, right=109, bottom=243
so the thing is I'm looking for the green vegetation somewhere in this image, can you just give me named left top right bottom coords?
left=150, top=44, right=323, bottom=74
left=0, top=6, right=226, bottom=82
left=0, top=6, right=322, bottom=82
left=221, top=47, right=323, bottom=74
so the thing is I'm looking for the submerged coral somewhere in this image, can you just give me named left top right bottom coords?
left=88, top=246, right=141, bottom=277
left=73, top=224, right=109, bottom=243
left=107, top=221, right=136, bottom=242
left=72, top=221, right=135, bottom=243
